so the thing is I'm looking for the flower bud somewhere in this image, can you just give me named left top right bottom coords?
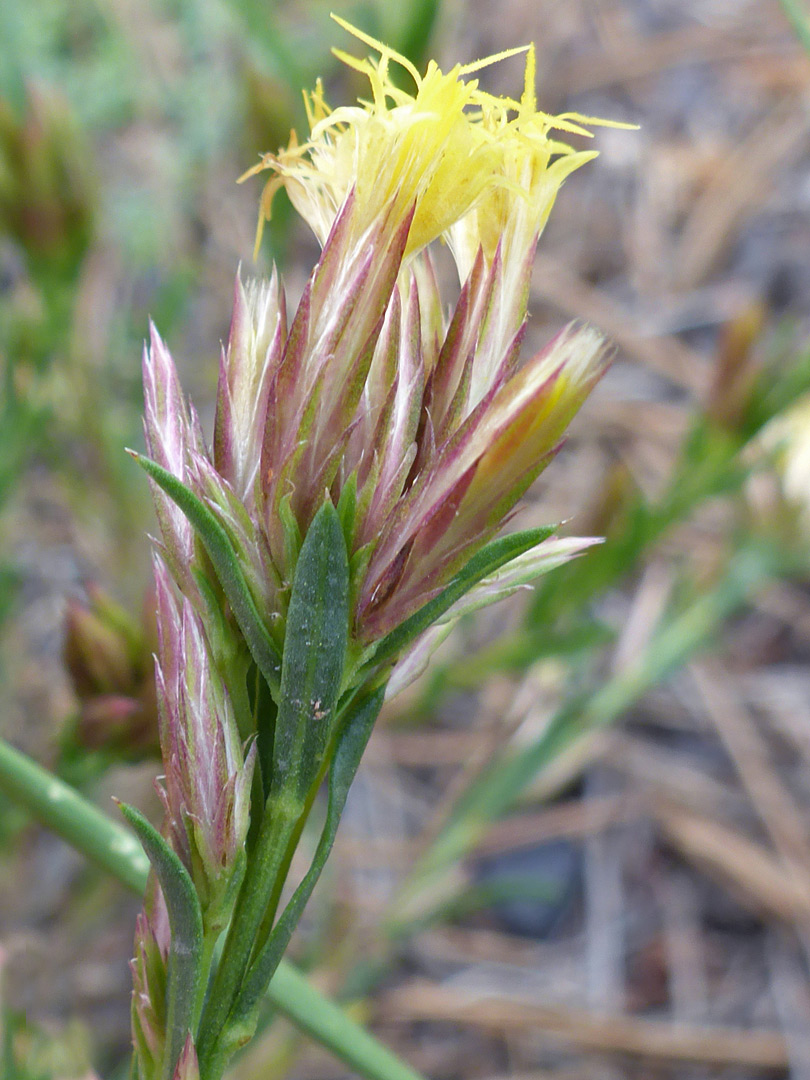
left=130, top=887, right=170, bottom=1079
left=0, top=87, right=94, bottom=272
left=172, top=1035, right=200, bottom=1080
left=63, top=585, right=159, bottom=758
left=153, top=558, right=254, bottom=929
left=145, top=17, right=621, bottom=683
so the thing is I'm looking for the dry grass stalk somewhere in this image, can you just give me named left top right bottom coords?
left=691, top=660, right=810, bottom=874
left=672, top=101, right=810, bottom=289
left=381, top=980, right=789, bottom=1068
left=654, top=802, right=810, bottom=928
left=532, top=254, right=706, bottom=393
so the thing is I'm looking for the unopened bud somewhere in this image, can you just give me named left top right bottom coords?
left=63, top=585, right=159, bottom=758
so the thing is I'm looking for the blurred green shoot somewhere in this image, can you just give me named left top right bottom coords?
left=1, top=1010, right=94, bottom=1080
left=391, top=540, right=781, bottom=932
left=780, top=0, right=810, bottom=53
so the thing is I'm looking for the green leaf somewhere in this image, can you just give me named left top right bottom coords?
left=359, top=525, right=556, bottom=675
left=118, top=802, right=204, bottom=1080
left=197, top=498, right=351, bottom=1070
left=129, top=452, right=281, bottom=695
left=336, top=470, right=357, bottom=551
left=222, top=686, right=386, bottom=1051
left=272, top=500, right=350, bottom=804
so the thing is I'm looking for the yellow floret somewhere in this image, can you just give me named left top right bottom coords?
left=242, top=16, right=634, bottom=262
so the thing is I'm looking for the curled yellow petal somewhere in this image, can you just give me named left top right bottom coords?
left=244, top=17, right=634, bottom=265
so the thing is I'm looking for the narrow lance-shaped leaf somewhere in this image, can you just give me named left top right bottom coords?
left=408, top=550, right=778, bottom=918
left=218, top=686, right=386, bottom=1053
left=384, top=536, right=600, bottom=699
left=195, top=505, right=349, bottom=1073
left=357, top=524, right=556, bottom=677
left=119, top=802, right=204, bottom=1080
left=272, top=499, right=350, bottom=805
left=129, top=452, right=281, bottom=696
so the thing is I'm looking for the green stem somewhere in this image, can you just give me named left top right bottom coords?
left=252, top=751, right=331, bottom=953
left=194, top=931, right=220, bottom=1032
left=0, top=738, right=150, bottom=892
left=0, top=737, right=426, bottom=1080
left=251, top=683, right=381, bottom=957
left=235, top=690, right=369, bottom=1018
left=196, top=802, right=299, bottom=1075
left=248, top=812, right=306, bottom=964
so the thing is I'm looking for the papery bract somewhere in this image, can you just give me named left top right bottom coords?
left=153, top=556, right=254, bottom=925
left=130, top=885, right=170, bottom=1077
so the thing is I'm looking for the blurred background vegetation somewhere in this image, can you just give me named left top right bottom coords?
left=3, top=0, right=810, bottom=1077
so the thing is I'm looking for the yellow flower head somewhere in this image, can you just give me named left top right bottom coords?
left=243, top=16, right=632, bottom=264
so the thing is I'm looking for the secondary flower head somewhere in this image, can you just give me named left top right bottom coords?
left=760, top=393, right=810, bottom=531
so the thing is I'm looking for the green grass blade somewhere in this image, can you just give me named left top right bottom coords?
left=780, top=0, right=810, bottom=53
left=268, top=962, right=424, bottom=1080
left=394, top=543, right=778, bottom=929
left=0, top=737, right=150, bottom=892
left=0, top=738, right=426, bottom=1080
